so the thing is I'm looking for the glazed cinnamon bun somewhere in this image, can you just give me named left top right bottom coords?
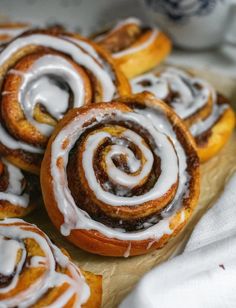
left=92, top=17, right=172, bottom=78
left=0, top=157, right=39, bottom=218
left=0, top=218, right=102, bottom=307
left=41, top=92, right=200, bottom=257
left=0, top=29, right=130, bottom=174
left=131, top=67, right=235, bottom=162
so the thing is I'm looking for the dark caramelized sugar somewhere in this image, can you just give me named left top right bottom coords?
left=164, top=90, right=180, bottom=106
left=0, top=272, right=16, bottom=288
left=137, top=79, right=153, bottom=87
left=0, top=161, right=9, bottom=192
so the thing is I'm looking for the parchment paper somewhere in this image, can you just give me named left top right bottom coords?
left=26, top=69, right=236, bottom=308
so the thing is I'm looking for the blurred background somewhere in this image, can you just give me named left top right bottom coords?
left=0, top=0, right=144, bottom=34
left=0, top=0, right=236, bottom=77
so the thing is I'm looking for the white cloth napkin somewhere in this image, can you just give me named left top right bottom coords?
left=120, top=173, right=236, bottom=308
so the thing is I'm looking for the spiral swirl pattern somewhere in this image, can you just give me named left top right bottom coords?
left=0, top=29, right=130, bottom=173
left=131, top=67, right=235, bottom=162
left=0, top=219, right=90, bottom=307
left=93, top=17, right=159, bottom=58
left=131, top=67, right=228, bottom=137
left=41, top=93, right=200, bottom=256
left=0, top=157, right=37, bottom=218
left=92, top=17, right=171, bottom=78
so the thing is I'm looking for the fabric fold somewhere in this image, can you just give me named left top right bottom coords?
left=120, top=173, right=236, bottom=308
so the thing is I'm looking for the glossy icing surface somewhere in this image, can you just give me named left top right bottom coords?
left=0, top=32, right=117, bottom=154
left=50, top=105, right=190, bottom=241
left=0, top=219, right=90, bottom=307
left=131, top=67, right=228, bottom=136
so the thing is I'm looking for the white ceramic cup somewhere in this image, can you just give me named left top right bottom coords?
left=141, top=0, right=236, bottom=49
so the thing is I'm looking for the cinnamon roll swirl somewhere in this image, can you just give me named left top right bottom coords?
left=0, top=29, right=130, bottom=174
left=92, top=17, right=172, bottom=78
left=131, top=67, right=235, bottom=162
left=0, top=219, right=102, bottom=308
left=41, top=92, right=200, bottom=257
left=0, top=157, right=38, bottom=218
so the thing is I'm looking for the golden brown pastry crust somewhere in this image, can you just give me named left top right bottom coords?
left=41, top=92, right=200, bottom=257
left=0, top=158, right=39, bottom=218
left=130, top=68, right=235, bottom=162
left=92, top=18, right=172, bottom=78
left=0, top=219, right=102, bottom=307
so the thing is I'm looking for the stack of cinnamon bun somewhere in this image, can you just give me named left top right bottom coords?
left=0, top=16, right=234, bottom=307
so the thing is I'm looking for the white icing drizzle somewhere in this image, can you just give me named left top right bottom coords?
left=180, top=210, right=186, bottom=223
left=0, top=28, right=27, bottom=37
left=5, top=159, right=24, bottom=195
left=0, top=33, right=116, bottom=152
left=50, top=105, right=189, bottom=241
left=111, top=17, right=141, bottom=31
left=131, top=67, right=229, bottom=136
left=124, top=242, right=132, bottom=258
left=131, top=73, right=169, bottom=99
left=18, top=54, right=86, bottom=136
left=136, top=107, right=188, bottom=217
left=0, top=34, right=115, bottom=101
left=113, top=29, right=159, bottom=58
left=82, top=114, right=178, bottom=206
left=131, top=68, right=211, bottom=119
left=0, top=219, right=90, bottom=308
left=64, top=36, right=103, bottom=64
left=146, top=239, right=157, bottom=250
left=0, top=159, right=29, bottom=208
left=64, top=36, right=118, bottom=87
left=28, top=256, right=46, bottom=267
left=0, top=235, right=22, bottom=276
left=0, top=238, right=26, bottom=295
left=63, top=36, right=118, bottom=87
left=0, top=123, right=43, bottom=154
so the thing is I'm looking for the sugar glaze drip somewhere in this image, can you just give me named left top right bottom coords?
left=0, top=219, right=90, bottom=307
left=131, top=67, right=229, bottom=136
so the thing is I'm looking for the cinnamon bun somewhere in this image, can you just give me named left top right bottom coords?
left=0, top=218, right=102, bottom=307
left=0, top=29, right=130, bottom=174
left=41, top=92, right=200, bottom=257
left=131, top=67, right=235, bottom=162
left=0, top=157, right=38, bottom=218
left=92, top=17, right=172, bottom=78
